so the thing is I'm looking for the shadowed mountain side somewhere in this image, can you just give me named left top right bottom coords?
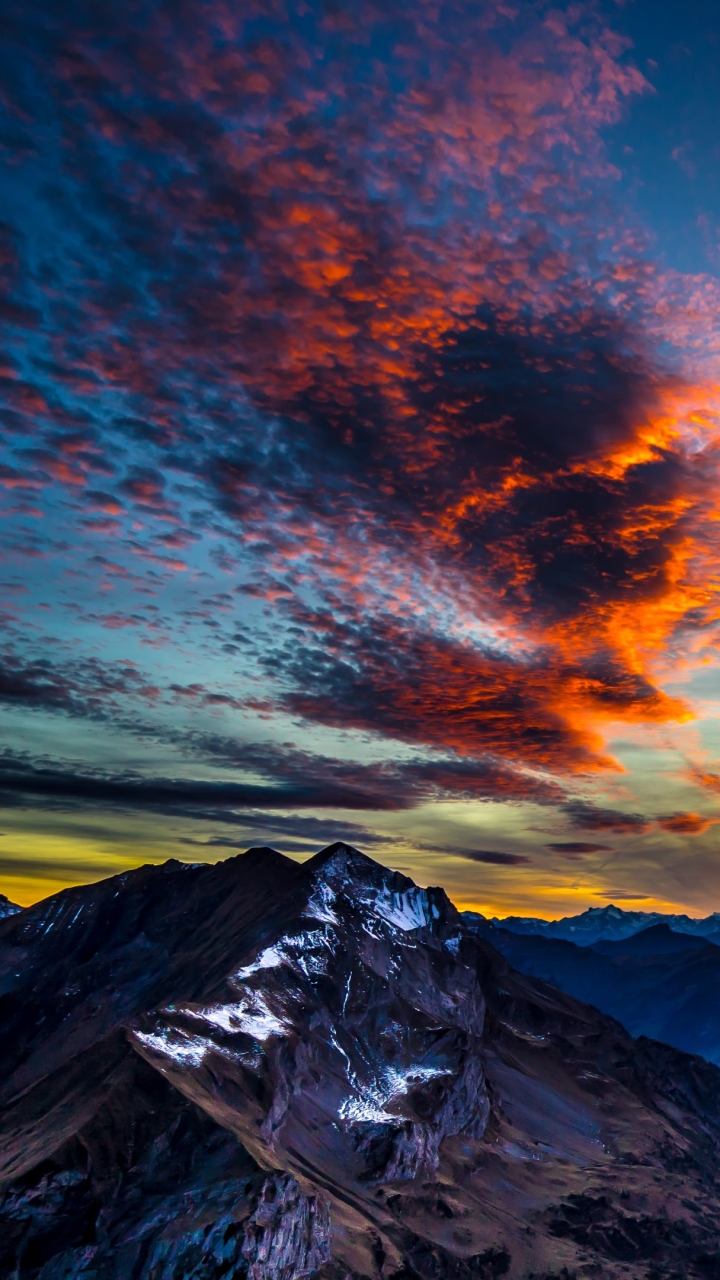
left=5, top=848, right=720, bottom=1278
left=0, top=847, right=305, bottom=1179
left=591, top=923, right=719, bottom=957
left=464, top=917, right=720, bottom=1066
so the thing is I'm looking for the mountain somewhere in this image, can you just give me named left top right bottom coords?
left=464, top=917, right=720, bottom=1065
left=475, top=904, right=720, bottom=946
left=6, top=846, right=720, bottom=1278
left=0, top=893, right=20, bottom=919
left=591, top=923, right=717, bottom=958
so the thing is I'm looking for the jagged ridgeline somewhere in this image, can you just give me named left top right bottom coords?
left=4, top=844, right=720, bottom=1279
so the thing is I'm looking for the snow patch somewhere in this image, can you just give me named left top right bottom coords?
left=360, top=885, right=433, bottom=932
left=236, top=944, right=286, bottom=978
left=339, top=1064, right=452, bottom=1124
left=236, top=929, right=334, bottom=983
left=134, top=1029, right=212, bottom=1067
left=187, top=991, right=288, bottom=1041
left=304, top=879, right=339, bottom=925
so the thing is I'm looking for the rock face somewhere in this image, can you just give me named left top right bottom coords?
left=5, top=844, right=720, bottom=1279
left=133, top=845, right=488, bottom=1190
left=242, top=1174, right=331, bottom=1280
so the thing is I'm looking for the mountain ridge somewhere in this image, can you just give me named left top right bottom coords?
left=475, top=902, right=720, bottom=946
left=463, top=915, right=720, bottom=1067
left=5, top=846, right=720, bottom=1278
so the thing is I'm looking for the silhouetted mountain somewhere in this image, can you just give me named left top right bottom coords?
left=591, top=922, right=717, bottom=957
left=5, top=846, right=720, bottom=1278
left=0, top=893, right=20, bottom=919
left=475, top=903, right=720, bottom=946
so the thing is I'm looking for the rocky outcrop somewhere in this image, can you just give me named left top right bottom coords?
left=242, top=1174, right=331, bottom=1280
left=126, top=1171, right=330, bottom=1280
left=352, top=1052, right=489, bottom=1181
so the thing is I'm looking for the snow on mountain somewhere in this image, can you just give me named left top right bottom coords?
left=6, top=846, right=720, bottom=1277
left=472, top=902, right=720, bottom=945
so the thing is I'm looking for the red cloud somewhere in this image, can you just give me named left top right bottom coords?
left=657, top=812, right=717, bottom=836
left=0, top=0, right=717, bottom=824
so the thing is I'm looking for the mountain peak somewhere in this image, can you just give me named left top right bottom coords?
left=237, top=845, right=295, bottom=868
left=304, top=840, right=388, bottom=874
left=7, top=850, right=720, bottom=1278
left=300, top=841, right=456, bottom=936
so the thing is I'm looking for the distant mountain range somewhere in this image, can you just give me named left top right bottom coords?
left=5, top=850, right=720, bottom=1278
left=478, top=902, right=720, bottom=946
left=463, top=905, right=720, bottom=1065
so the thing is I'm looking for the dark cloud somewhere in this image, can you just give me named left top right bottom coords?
left=562, top=801, right=651, bottom=833
left=0, top=651, right=160, bottom=718
left=177, top=812, right=396, bottom=846
left=180, top=837, right=352, bottom=856
left=595, top=891, right=651, bottom=901
left=0, top=745, right=563, bottom=819
left=0, top=855, right=120, bottom=883
left=191, top=733, right=565, bottom=806
left=545, top=841, right=614, bottom=855
left=0, top=750, right=400, bottom=814
left=452, top=850, right=531, bottom=867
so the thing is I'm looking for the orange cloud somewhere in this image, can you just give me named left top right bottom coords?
left=2, top=0, right=720, bottom=821
left=657, top=812, right=717, bottom=836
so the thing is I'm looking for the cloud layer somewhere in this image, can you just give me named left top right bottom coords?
left=1, top=0, right=720, bottom=901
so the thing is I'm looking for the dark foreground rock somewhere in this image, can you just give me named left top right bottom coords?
left=3, top=844, right=720, bottom=1278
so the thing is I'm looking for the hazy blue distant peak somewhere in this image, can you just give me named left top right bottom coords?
left=470, top=905, right=720, bottom=947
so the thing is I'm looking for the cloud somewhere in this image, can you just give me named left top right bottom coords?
left=656, top=812, right=716, bottom=835
left=180, top=836, right=366, bottom=855
left=0, top=750, right=402, bottom=814
left=0, top=855, right=120, bottom=883
left=271, top=608, right=686, bottom=774
left=562, top=801, right=651, bottom=833
left=544, top=841, right=614, bottom=858
left=594, top=891, right=651, bottom=901
left=177, top=812, right=397, bottom=846
left=0, top=651, right=160, bottom=718
left=0, top=0, right=718, bottom=874
left=452, top=849, right=531, bottom=867
left=189, top=732, right=566, bottom=806
left=0, top=745, right=563, bottom=819
left=545, top=842, right=613, bottom=853
left=689, top=769, right=720, bottom=801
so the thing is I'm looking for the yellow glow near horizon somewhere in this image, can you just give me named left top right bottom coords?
left=0, top=830, right=705, bottom=922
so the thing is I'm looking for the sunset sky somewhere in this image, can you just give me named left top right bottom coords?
left=2, top=0, right=720, bottom=916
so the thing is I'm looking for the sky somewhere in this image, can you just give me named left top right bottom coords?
left=2, top=0, right=720, bottom=917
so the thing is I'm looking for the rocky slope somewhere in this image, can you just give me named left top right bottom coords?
left=4, top=845, right=720, bottom=1278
